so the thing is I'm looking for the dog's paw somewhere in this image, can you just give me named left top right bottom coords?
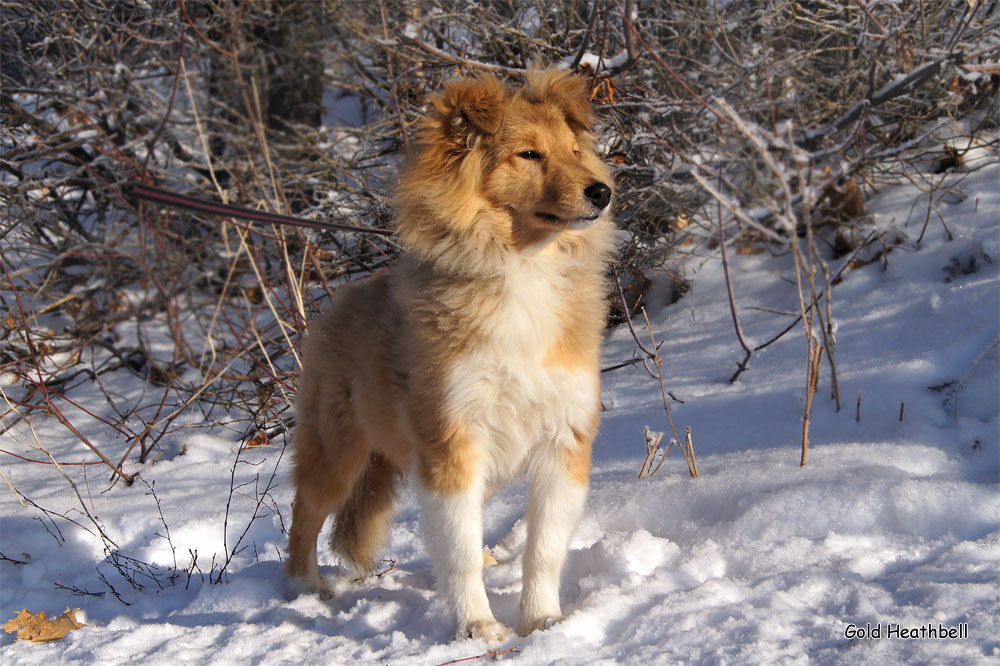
left=287, top=575, right=333, bottom=601
left=461, top=619, right=513, bottom=643
left=517, top=614, right=561, bottom=636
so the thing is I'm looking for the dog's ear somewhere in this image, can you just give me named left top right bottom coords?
left=549, top=73, right=592, bottom=133
left=525, top=70, right=592, bottom=133
left=432, top=75, right=506, bottom=145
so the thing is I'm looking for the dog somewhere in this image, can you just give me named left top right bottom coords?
left=286, top=68, right=615, bottom=642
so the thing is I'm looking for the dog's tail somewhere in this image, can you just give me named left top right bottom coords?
left=330, top=451, right=402, bottom=575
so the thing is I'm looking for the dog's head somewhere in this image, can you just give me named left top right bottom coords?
left=402, top=68, right=614, bottom=256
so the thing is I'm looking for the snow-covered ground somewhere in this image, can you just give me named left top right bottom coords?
left=2, top=158, right=998, bottom=664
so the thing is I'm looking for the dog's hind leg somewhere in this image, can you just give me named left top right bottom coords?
left=286, top=406, right=370, bottom=598
left=330, top=451, right=402, bottom=576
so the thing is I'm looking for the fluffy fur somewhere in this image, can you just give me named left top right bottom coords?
left=286, top=68, right=615, bottom=641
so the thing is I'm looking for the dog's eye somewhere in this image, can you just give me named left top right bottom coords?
left=519, top=151, right=542, bottom=161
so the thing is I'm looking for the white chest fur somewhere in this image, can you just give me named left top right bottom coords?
left=442, top=256, right=598, bottom=484
left=443, top=355, right=596, bottom=485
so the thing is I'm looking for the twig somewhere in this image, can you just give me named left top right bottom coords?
left=612, top=265, right=655, bottom=358
left=600, top=356, right=644, bottom=373
left=353, top=558, right=397, bottom=582
left=613, top=265, right=696, bottom=478
left=801, top=339, right=824, bottom=467
left=612, top=0, right=728, bottom=123
left=0, top=448, right=107, bottom=466
left=640, top=307, right=697, bottom=478
left=213, top=433, right=288, bottom=584
left=54, top=581, right=105, bottom=598
left=685, top=427, right=699, bottom=479
left=1, top=552, right=29, bottom=565
left=138, top=476, right=179, bottom=582
left=177, top=0, right=236, bottom=58
left=379, top=0, right=409, bottom=150
left=718, top=195, right=754, bottom=383
left=800, top=55, right=953, bottom=147
left=0, top=259, right=134, bottom=484
left=435, top=646, right=521, bottom=666
left=97, top=568, right=132, bottom=606
left=954, top=338, right=1000, bottom=419
left=571, top=1, right=600, bottom=70
left=141, top=24, right=185, bottom=177
left=393, top=33, right=525, bottom=75
left=638, top=427, right=663, bottom=479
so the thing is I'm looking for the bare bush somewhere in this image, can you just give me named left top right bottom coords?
left=1, top=1, right=997, bottom=578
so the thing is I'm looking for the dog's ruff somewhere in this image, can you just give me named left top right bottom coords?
left=286, top=68, right=615, bottom=641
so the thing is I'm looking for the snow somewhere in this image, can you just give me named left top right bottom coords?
left=574, top=50, right=632, bottom=72
left=2, top=160, right=999, bottom=664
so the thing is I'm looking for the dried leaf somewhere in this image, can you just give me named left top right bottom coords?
left=246, top=431, right=271, bottom=448
left=4, top=608, right=86, bottom=643
left=735, top=240, right=765, bottom=256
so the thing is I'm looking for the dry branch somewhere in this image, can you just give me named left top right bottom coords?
left=435, top=646, right=521, bottom=666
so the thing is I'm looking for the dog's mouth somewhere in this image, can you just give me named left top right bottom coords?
left=535, top=212, right=562, bottom=223
left=534, top=212, right=600, bottom=229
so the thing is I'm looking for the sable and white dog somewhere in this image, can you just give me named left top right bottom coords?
left=286, top=68, right=615, bottom=641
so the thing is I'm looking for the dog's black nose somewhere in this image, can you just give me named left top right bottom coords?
left=584, top=182, right=612, bottom=210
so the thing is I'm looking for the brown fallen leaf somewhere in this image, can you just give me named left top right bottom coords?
left=4, top=608, right=86, bottom=643
left=246, top=431, right=271, bottom=448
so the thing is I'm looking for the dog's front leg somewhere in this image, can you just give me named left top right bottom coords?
left=518, top=447, right=589, bottom=636
left=417, top=481, right=512, bottom=642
